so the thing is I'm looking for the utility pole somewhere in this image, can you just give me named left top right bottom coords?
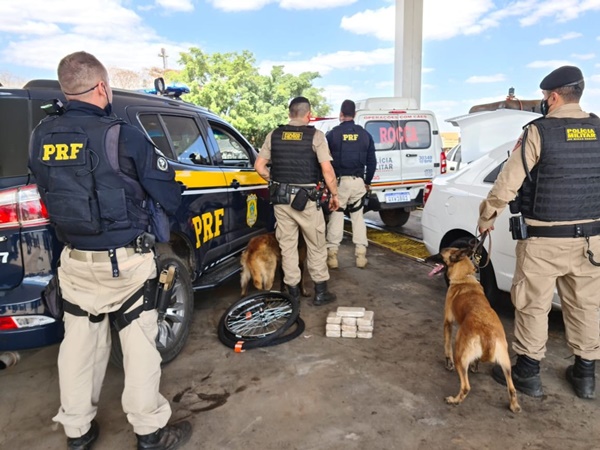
left=158, top=48, right=169, bottom=70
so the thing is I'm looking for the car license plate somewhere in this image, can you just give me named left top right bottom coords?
left=385, top=191, right=411, bottom=203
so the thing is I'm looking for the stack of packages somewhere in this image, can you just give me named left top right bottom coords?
left=325, top=306, right=374, bottom=339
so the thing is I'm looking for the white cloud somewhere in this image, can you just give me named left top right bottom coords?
left=155, top=0, right=194, bottom=12
left=572, top=53, right=596, bottom=60
left=207, top=0, right=353, bottom=12
left=526, top=60, right=574, bottom=69
left=259, top=48, right=394, bottom=76
left=0, top=0, right=193, bottom=73
left=466, top=74, right=507, bottom=84
left=316, top=84, right=370, bottom=112
left=539, top=31, right=582, bottom=45
left=589, top=75, right=600, bottom=82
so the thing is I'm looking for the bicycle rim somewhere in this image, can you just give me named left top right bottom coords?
left=223, top=292, right=299, bottom=339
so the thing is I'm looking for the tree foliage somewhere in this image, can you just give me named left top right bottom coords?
left=170, top=48, right=330, bottom=146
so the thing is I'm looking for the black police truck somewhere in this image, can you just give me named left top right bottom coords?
left=0, top=79, right=274, bottom=363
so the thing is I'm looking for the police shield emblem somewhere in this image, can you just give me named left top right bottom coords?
left=246, top=194, right=258, bottom=227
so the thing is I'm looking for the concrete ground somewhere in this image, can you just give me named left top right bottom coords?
left=1, top=236, right=599, bottom=450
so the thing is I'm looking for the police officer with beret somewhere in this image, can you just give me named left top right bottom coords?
left=28, top=51, right=191, bottom=449
left=325, top=99, right=376, bottom=269
left=255, top=96, right=340, bottom=306
left=478, top=65, right=600, bottom=400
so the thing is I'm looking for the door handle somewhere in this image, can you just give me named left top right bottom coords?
left=405, top=153, right=418, bottom=157
left=231, top=179, right=240, bottom=189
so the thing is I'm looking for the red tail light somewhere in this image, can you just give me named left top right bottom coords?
left=440, top=151, right=447, bottom=174
left=0, top=317, right=18, bottom=330
left=423, top=182, right=433, bottom=205
left=0, top=184, right=49, bottom=229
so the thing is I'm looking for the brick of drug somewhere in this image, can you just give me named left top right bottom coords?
left=326, top=312, right=342, bottom=324
left=326, top=324, right=341, bottom=332
left=342, top=317, right=357, bottom=326
left=341, top=330, right=357, bottom=338
left=326, top=330, right=341, bottom=338
left=358, top=325, right=374, bottom=332
left=336, top=306, right=365, bottom=318
left=341, top=324, right=358, bottom=332
left=356, top=311, right=374, bottom=327
left=357, top=331, right=373, bottom=339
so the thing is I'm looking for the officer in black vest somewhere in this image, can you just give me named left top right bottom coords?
left=325, top=99, right=376, bottom=269
left=255, top=96, right=340, bottom=306
left=478, top=65, right=600, bottom=400
left=28, top=52, right=191, bottom=450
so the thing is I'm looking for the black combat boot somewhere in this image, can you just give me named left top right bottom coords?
left=566, top=356, right=596, bottom=399
left=313, top=281, right=337, bottom=306
left=492, top=354, right=544, bottom=398
left=286, top=284, right=300, bottom=303
left=67, top=420, right=99, bottom=450
left=137, top=421, right=192, bottom=450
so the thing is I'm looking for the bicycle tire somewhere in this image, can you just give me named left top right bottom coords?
left=222, top=291, right=299, bottom=340
left=218, top=316, right=305, bottom=352
left=217, top=291, right=300, bottom=351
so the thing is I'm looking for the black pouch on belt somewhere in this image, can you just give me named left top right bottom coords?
left=291, top=188, right=310, bottom=211
left=269, top=182, right=291, bottom=205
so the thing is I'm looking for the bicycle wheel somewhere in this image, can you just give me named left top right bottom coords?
left=222, top=291, right=299, bottom=339
left=218, top=316, right=305, bottom=352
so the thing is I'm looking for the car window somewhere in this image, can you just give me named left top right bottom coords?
left=208, top=122, right=252, bottom=168
left=0, top=97, right=32, bottom=177
left=161, top=115, right=211, bottom=165
left=483, top=160, right=507, bottom=183
left=365, top=120, right=431, bottom=151
left=139, top=114, right=211, bottom=165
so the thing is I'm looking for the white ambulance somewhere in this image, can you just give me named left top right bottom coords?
left=312, top=97, right=444, bottom=227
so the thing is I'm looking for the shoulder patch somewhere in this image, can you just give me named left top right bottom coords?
left=157, top=156, right=169, bottom=171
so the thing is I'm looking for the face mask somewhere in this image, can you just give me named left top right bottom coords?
left=540, top=99, right=549, bottom=116
left=103, top=85, right=113, bottom=115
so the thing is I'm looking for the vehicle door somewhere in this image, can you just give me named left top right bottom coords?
left=1, top=95, right=60, bottom=307
left=361, top=113, right=436, bottom=198
left=203, top=118, right=271, bottom=252
left=127, top=107, right=231, bottom=273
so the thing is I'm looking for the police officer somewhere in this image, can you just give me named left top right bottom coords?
left=325, top=99, right=376, bottom=269
left=28, top=52, right=191, bottom=449
left=478, top=65, right=600, bottom=400
left=255, top=96, right=340, bottom=306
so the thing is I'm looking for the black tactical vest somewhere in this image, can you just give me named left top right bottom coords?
left=329, top=122, right=369, bottom=177
left=30, top=114, right=149, bottom=249
left=270, top=125, right=321, bottom=184
left=520, top=116, right=600, bottom=221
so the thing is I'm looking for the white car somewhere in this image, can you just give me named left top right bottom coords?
left=421, top=109, right=564, bottom=309
left=445, top=144, right=461, bottom=172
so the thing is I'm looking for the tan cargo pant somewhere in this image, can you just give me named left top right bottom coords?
left=274, top=197, right=329, bottom=285
left=53, top=246, right=171, bottom=438
left=326, top=176, right=368, bottom=252
left=512, top=236, right=600, bottom=361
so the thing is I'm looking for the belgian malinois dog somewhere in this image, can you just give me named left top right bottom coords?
left=427, top=246, right=521, bottom=413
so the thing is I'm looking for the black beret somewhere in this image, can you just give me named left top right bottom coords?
left=340, top=99, right=356, bottom=117
left=539, top=65, right=584, bottom=90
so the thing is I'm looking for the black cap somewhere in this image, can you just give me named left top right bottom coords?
left=539, top=65, right=584, bottom=90
left=340, top=99, right=356, bottom=117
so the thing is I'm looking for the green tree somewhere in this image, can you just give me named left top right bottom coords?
left=171, top=48, right=330, bottom=146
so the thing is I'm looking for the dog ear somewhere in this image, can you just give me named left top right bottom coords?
left=450, top=247, right=473, bottom=263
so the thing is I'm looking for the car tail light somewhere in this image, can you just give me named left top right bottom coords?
left=440, top=151, right=447, bottom=174
left=0, top=184, right=49, bottom=230
left=423, top=182, right=433, bottom=205
left=0, top=315, right=55, bottom=330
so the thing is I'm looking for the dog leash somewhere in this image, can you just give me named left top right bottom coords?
left=469, top=231, right=491, bottom=270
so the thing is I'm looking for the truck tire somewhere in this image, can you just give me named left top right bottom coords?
left=379, top=209, right=410, bottom=227
left=109, top=251, right=194, bottom=368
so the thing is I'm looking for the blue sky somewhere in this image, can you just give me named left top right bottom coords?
left=2, top=0, right=600, bottom=133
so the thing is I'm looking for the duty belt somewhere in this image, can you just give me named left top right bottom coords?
left=288, top=185, right=314, bottom=195
left=69, top=247, right=137, bottom=262
left=527, top=222, right=600, bottom=238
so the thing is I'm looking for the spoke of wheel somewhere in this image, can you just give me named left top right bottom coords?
left=226, top=300, right=293, bottom=337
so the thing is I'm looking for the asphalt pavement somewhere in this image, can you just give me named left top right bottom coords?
left=1, top=229, right=598, bottom=450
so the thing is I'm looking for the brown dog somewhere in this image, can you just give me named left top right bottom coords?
left=427, top=246, right=521, bottom=413
left=240, top=232, right=307, bottom=297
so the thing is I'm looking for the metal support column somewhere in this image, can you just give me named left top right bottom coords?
left=394, top=0, right=424, bottom=107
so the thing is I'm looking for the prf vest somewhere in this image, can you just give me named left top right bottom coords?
left=329, top=122, right=369, bottom=178
left=30, top=114, right=149, bottom=250
left=270, top=125, right=321, bottom=184
left=519, top=115, right=600, bottom=222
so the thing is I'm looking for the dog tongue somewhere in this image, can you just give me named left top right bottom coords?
left=428, top=264, right=444, bottom=277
